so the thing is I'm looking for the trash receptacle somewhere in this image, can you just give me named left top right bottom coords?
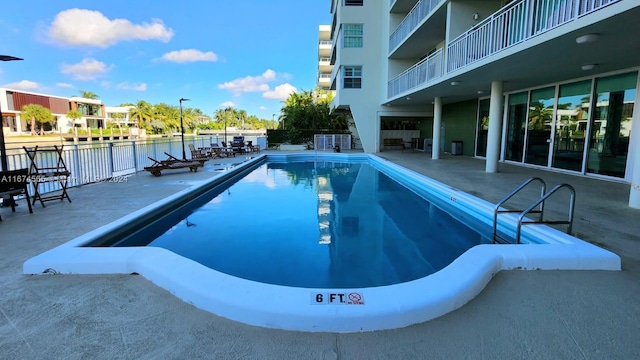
left=451, top=140, right=463, bottom=155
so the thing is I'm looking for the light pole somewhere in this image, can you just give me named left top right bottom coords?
left=179, top=97, right=190, bottom=160
left=0, top=55, right=24, bottom=172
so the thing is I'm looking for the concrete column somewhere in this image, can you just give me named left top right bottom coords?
left=628, top=74, right=640, bottom=208
left=485, top=81, right=504, bottom=173
left=432, top=97, right=442, bottom=160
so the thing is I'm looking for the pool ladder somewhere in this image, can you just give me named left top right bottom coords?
left=493, top=177, right=576, bottom=244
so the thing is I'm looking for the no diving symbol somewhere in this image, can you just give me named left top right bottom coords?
left=348, top=292, right=363, bottom=304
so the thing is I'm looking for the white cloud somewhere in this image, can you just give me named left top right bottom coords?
left=220, top=101, right=235, bottom=108
left=3, top=80, right=40, bottom=90
left=61, top=58, right=110, bottom=80
left=161, top=49, right=218, bottom=63
left=56, top=82, right=74, bottom=88
left=218, top=69, right=277, bottom=94
left=48, top=8, right=173, bottom=47
left=259, top=106, right=267, bottom=111
left=117, top=82, right=147, bottom=91
left=263, top=83, right=297, bottom=100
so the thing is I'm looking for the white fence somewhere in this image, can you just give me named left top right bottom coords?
left=2, top=135, right=252, bottom=197
left=314, top=134, right=352, bottom=151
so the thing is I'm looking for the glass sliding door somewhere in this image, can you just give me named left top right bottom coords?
left=475, top=98, right=490, bottom=157
left=505, top=92, right=528, bottom=162
left=525, top=87, right=555, bottom=166
left=587, top=72, right=637, bottom=178
left=551, top=80, right=591, bottom=171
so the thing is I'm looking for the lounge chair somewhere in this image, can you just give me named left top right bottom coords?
left=188, top=144, right=210, bottom=164
left=143, top=153, right=203, bottom=177
left=211, top=143, right=234, bottom=158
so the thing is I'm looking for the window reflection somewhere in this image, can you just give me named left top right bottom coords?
left=525, top=87, right=555, bottom=166
left=587, top=72, right=637, bottom=178
left=552, top=80, right=591, bottom=171
left=505, top=92, right=528, bottom=162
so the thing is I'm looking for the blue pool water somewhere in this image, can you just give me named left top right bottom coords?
left=142, top=160, right=490, bottom=288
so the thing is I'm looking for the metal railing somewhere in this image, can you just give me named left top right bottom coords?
left=493, top=177, right=576, bottom=244
left=2, top=135, right=261, bottom=197
left=446, top=0, right=620, bottom=72
left=389, top=0, right=444, bottom=53
left=314, top=134, right=351, bottom=151
left=388, top=48, right=443, bottom=98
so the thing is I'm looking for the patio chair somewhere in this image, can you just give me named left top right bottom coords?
left=0, top=168, right=34, bottom=221
left=211, top=143, right=234, bottom=158
left=188, top=144, right=210, bottom=164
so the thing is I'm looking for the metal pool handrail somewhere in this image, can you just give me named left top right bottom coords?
left=515, top=183, right=576, bottom=244
left=493, top=177, right=546, bottom=244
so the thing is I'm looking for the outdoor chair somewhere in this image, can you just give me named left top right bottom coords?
left=144, top=153, right=203, bottom=177
left=211, top=143, right=234, bottom=158
left=0, top=168, right=33, bottom=221
left=188, top=144, right=210, bottom=164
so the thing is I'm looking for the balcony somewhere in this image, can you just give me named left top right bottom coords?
left=319, top=57, right=332, bottom=72
left=318, top=74, right=331, bottom=88
left=446, top=0, right=621, bottom=73
left=387, top=0, right=622, bottom=100
left=389, top=0, right=445, bottom=53
left=319, top=40, right=332, bottom=57
left=387, top=48, right=443, bottom=99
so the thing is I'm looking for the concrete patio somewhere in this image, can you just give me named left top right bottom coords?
left=1, top=151, right=639, bottom=359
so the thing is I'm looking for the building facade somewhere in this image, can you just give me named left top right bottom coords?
left=0, top=88, right=107, bottom=135
left=328, top=0, right=640, bottom=207
left=318, top=25, right=334, bottom=90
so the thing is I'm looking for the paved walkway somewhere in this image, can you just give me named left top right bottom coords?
left=1, top=152, right=639, bottom=359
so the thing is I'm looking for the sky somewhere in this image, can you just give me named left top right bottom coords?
left=0, top=1, right=331, bottom=120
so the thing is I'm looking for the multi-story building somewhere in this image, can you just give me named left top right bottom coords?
left=0, top=88, right=107, bottom=134
left=105, top=106, right=136, bottom=128
left=318, top=25, right=334, bottom=90
left=328, top=0, right=640, bottom=207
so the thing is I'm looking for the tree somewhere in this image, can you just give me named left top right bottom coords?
left=66, top=110, right=83, bottom=132
left=280, top=87, right=344, bottom=131
left=21, top=104, right=54, bottom=135
left=128, top=100, right=154, bottom=129
left=109, top=112, right=124, bottom=129
left=78, top=90, right=99, bottom=99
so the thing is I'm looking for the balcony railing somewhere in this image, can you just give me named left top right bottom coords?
left=446, top=0, right=620, bottom=72
left=387, top=0, right=619, bottom=99
left=389, top=0, right=444, bottom=53
left=388, top=48, right=443, bottom=98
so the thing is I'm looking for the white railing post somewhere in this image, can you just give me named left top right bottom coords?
left=107, top=142, right=114, bottom=175
left=132, top=141, right=138, bottom=171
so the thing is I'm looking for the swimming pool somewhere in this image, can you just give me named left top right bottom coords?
left=118, top=160, right=491, bottom=289
left=23, top=153, right=621, bottom=332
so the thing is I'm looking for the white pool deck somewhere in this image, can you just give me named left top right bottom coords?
left=21, top=153, right=620, bottom=333
left=2, top=150, right=639, bottom=359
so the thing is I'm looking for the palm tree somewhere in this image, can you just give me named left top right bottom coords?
left=21, top=104, right=54, bottom=135
left=128, top=100, right=154, bottom=129
left=66, top=110, right=83, bottom=132
left=109, top=112, right=124, bottom=129
left=78, top=90, right=99, bottom=99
